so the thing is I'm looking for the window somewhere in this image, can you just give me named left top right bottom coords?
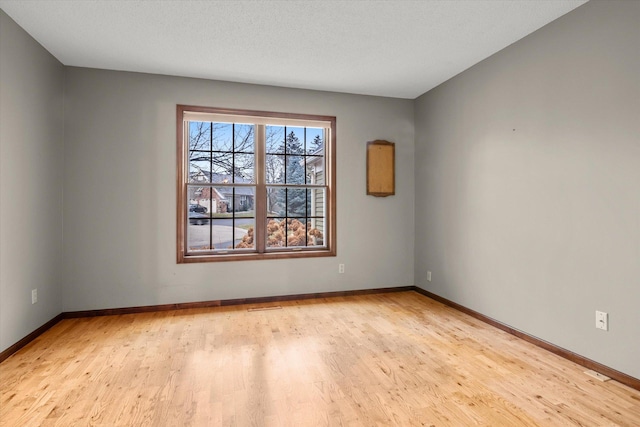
left=177, top=106, right=336, bottom=263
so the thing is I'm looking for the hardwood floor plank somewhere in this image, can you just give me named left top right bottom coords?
left=2, top=291, right=639, bottom=426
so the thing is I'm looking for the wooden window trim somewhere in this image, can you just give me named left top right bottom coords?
left=176, top=105, right=336, bottom=263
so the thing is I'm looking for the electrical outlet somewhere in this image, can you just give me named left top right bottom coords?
left=31, top=289, right=38, bottom=304
left=427, top=271, right=432, bottom=282
left=338, top=264, right=345, bottom=274
left=595, top=310, right=608, bottom=331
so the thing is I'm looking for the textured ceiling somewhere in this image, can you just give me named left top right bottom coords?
left=0, top=0, right=587, bottom=99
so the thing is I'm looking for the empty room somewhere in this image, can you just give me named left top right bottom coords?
left=1, top=0, right=638, bottom=425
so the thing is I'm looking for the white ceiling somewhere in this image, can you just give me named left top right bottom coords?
left=0, top=0, right=587, bottom=99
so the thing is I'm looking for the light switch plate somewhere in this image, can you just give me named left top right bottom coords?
left=595, top=310, right=608, bottom=331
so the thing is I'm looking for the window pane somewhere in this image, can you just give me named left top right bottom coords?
left=187, top=212, right=212, bottom=252
left=285, top=127, right=304, bottom=154
left=209, top=154, right=232, bottom=183
left=306, top=127, right=324, bottom=154
left=234, top=153, right=255, bottom=183
left=307, top=217, right=325, bottom=247
left=229, top=187, right=255, bottom=213
left=309, top=187, right=326, bottom=247
left=285, top=156, right=305, bottom=184
left=266, top=187, right=285, bottom=217
left=263, top=188, right=325, bottom=249
left=211, top=219, right=235, bottom=250
left=234, top=220, right=255, bottom=250
left=187, top=184, right=216, bottom=214
left=287, top=218, right=325, bottom=248
left=211, top=186, right=255, bottom=215
left=234, top=124, right=255, bottom=153
left=266, top=217, right=324, bottom=248
left=287, top=188, right=307, bottom=217
left=212, top=123, right=233, bottom=152
left=215, top=186, right=232, bottom=211
left=189, top=160, right=210, bottom=183
left=266, top=218, right=286, bottom=248
left=266, top=125, right=284, bottom=154
left=305, top=156, right=324, bottom=184
left=266, top=155, right=284, bottom=184
left=187, top=186, right=213, bottom=213
left=189, top=121, right=211, bottom=151
left=189, top=149, right=210, bottom=163
left=309, top=187, right=325, bottom=218
left=286, top=218, right=308, bottom=246
left=210, top=219, right=252, bottom=251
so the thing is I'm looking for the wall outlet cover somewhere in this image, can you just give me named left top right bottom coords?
left=595, top=310, right=608, bottom=331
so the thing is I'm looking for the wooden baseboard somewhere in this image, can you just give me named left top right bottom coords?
left=1, top=287, right=412, bottom=362
left=2, top=285, right=638, bottom=392
left=0, top=314, right=64, bottom=363
left=412, top=287, right=640, bottom=391
left=62, top=286, right=415, bottom=318
left=2, top=287, right=411, bottom=361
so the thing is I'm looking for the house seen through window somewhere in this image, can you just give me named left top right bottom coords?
left=177, top=106, right=336, bottom=262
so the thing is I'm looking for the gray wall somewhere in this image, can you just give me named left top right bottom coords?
left=0, top=10, right=64, bottom=352
left=414, top=0, right=639, bottom=378
left=63, top=68, right=415, bottom=311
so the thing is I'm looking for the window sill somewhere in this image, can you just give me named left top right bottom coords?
left=178, top=248, right=336, bottom=263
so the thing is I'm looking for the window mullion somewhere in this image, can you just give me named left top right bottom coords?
left=209, top=123, right=213, bottom=251
left=304, top=127, right=308, bottom=246
left=255, top=124, right=266, bottom=253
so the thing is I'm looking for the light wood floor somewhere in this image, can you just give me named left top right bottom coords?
left=1, top=291, right=639, bottom=426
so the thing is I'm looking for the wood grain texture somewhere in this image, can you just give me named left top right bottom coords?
left=2, top=291, right=639, bottom=426
left=414, top=287, right=640, bottom=391
left=0, top=314, right=63, bottom=363
left=176, top=105, right=187, bottom=263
